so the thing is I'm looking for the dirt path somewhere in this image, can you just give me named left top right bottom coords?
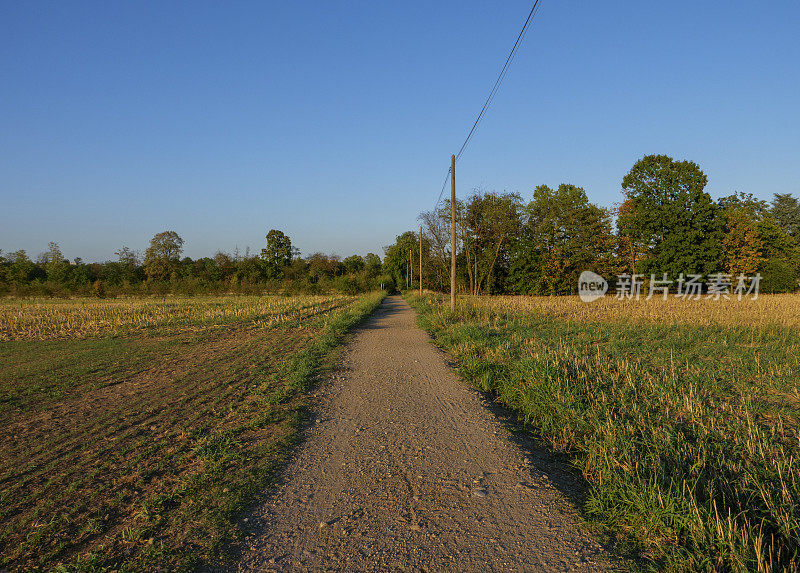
left=232, top=296, right=610, bottom=572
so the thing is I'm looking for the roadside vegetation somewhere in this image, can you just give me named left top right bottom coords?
left=0, top=292, right=384, bottom=571
left=408, top=292, right=800, bottom=572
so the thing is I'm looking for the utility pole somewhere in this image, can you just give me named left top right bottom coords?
left=419, top=226, right=423, bottom=296
left=450, top=154, right=456, bottom=310
left=409, top=248, right=413, bottom=290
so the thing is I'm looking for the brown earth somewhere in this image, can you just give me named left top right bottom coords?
left=230, top=296, right=612, bottom=572
left=0, top=325, right=313, bottom=570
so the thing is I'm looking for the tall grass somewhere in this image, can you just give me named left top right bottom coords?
left=408, top=293, right=800, bottom=572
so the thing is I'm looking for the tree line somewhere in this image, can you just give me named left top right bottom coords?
left=4, top=153, right=798, bottom=298
left=385, top=154, right=800, bottom=295
left=0, top=229, right=390, bottom=297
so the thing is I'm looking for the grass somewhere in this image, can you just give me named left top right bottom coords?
left=0, top=292, right=385, bottom=571
left=407, top=292, right=800, bottom=572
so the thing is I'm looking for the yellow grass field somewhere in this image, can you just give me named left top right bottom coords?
left=462, top=292, right=800, bottom=328
left=0, top=294, right=355, bottom=341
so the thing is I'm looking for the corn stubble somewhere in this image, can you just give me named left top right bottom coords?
left=0, top=294, right=354, bottom=341
left=0, top=292, right=384, bottom=571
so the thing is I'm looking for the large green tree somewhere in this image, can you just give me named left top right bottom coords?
left=40, top=241, right=71, bottom=284
left=144, top=231, right=184, bottom=281
left=342, top=255, right=365, bottom=275
left=771, top=193, right=800, bottom=238
left=364, top=253, right=382, bottom=278
left=621, top=154, right=722, bottom=276
left=462, top=192, right=523, bottom=294
left=756, top=216, right=799, bottom=293
left=7, top=250, right=39, bottom=285
left=113, top=246, right=142, bottom=285
left=614, top=196, right=648, bottom=275
left=507, top=184, right=614, bottom=294
left=305, top=253, right=342, bottom=283
left=261, top=229, right=294, bottom=279
left=382, top=231, right=419, bottom=291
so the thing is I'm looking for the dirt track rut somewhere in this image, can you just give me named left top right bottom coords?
left=232, top=296, right=610, bottom=572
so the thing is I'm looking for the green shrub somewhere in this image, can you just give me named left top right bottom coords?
left=760, top=258, right=798, bottom=293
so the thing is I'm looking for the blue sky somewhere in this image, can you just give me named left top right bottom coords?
left=2, top=1, right=798, bottom=262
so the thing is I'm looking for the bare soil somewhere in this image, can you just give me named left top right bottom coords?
left=0, top=325, right=313, bottom=570
left=231, top=296, right=611, bottom=572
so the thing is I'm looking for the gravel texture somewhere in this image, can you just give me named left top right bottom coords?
left=229, top=296, right=611, bottom=572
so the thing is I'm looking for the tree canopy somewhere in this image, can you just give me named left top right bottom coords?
left=507, top=184, right=614, bottom=295
left=144, top=231, right=185, bottom=281
left=261, top=229, right=294, bottom=279
left=621, top=154, right=722, bottom=277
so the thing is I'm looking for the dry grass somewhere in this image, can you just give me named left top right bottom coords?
left=0, top=294, right=353, bottom=341
left=466, top=293, right=800, bottom=328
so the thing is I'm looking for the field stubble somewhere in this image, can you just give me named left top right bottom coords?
left=0, top=294, right=355, bottom=341
left=0, top=292, right=385, bottom=571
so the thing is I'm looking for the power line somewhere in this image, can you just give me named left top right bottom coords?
left=433, top=167, right=451, bottom=212
left=434, top=0, right=542, bottom=211
left=456, top=0, right=541, bottom=163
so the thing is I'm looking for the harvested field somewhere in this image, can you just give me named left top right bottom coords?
left=0, top=292, right=384, bottom=571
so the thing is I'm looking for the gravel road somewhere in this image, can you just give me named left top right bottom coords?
left=231, top=296, right=610, bottom=572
